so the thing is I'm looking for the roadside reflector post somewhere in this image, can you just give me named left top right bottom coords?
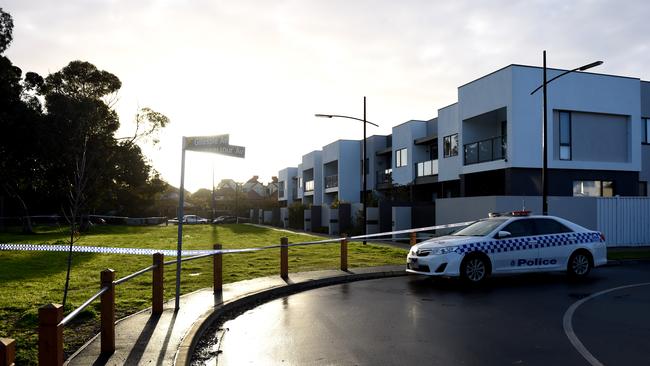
left=38, top=303, right=63, bottom=366
left=100, top=269, right=116, bottom=354
left=213, top=244, right=223, bottom=294
left=410, top=232, right=417, bottom=246
left=1, top=337, right=16, bottom=366
left=280, top=237, right=289, bottom=279
left=152, top=253, right=164, bottom=315
left=340, top=234, right=348, bottom=271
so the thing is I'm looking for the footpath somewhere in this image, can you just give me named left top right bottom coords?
left=66, top=265, right=406, bottom=365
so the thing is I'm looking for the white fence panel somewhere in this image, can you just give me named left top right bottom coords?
left=597, top=197, right=650, bottom=247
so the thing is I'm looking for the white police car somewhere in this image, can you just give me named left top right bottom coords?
left=406, top=212, right=607, bottom=283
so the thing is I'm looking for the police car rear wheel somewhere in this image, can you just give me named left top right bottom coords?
left=461, top=256, right=488, bottom=283
left=568, top=251, right=592, bottom=277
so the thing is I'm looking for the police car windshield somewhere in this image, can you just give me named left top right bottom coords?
left=452, top=218, right=508, bottom=236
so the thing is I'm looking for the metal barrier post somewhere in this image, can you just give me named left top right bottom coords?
left=280, top=237, right=288, bottom=279
left=38, top=303, right=63, bottom=366
left=1, top=338, right=16, bottom=366
left=152, top=253, right=164, bottom=314
left=340, top=234, right=348, bottom=271
left=410, top=232, right=417, bottom=246
left=100, top=269, right=115, bottom=354
left=213, top=244, right=223, bottom=294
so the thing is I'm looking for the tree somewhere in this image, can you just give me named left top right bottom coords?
left=0, top=7, right=13, bottom=53
left=0, top=9, right=44, bottom=233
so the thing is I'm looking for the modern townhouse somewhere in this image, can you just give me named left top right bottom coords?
left=278, top=167, right=298, bottom=207
left=322, top=140, right=361, bottom=206
left=277, top=64, right=650, bottom=244
left=299, top=150, right=323, bottom=206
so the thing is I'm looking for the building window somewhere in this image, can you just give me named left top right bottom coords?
left=559, top=111, right=572, bottom=160
left=395, top=148, right=407, bottom=167
left=278, top=181, right=285, bottom=197
left=573, top=180, right=614, bottom=197
left=643, top=118, right=649, bottom=144
left=640, top=181, right=648, bottom=196
left=443, top=134, right=458, bottom=158
left=429, top=140, right=438, bottom=160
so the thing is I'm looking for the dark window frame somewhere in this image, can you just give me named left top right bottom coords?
left=559, top=111, right=572, bottom=160
left=643, top=117, right=649, bottom=144
left=443, top=134, right=458, bottom=158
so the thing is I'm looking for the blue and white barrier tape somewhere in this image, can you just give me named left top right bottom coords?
left=0, top=220, right=475, bottom=256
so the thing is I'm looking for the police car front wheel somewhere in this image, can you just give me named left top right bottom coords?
left=567, top=251, right=592, bottom=278
left=461, top=255, right=490, bottom=284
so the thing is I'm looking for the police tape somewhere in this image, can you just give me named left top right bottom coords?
left=0, top=220, right=475, bottom=256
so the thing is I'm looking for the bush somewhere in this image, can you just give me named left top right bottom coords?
left=288, top=202, right=306, bottom=229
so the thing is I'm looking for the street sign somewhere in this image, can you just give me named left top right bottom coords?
left=203, top=144, right=246, bottom=158
left=184, top=134, right=229, bottom=151
left=174, top=134, right=246, bottom=310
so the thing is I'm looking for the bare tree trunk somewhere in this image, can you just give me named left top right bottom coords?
left=62, top=139, right=88, bottom=308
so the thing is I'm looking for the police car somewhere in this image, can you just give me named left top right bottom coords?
left=406, top=212, right=607, bottom=283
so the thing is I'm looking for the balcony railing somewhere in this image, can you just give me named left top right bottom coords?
left=304, top=180, right=314, bottom=192
left=325, top=174, right=338, bottom=189
left=376, top=169, right=392, bottom=185
left=415, top=159, right=438, bottom=177
left=463, top=136, right=506, bottom=165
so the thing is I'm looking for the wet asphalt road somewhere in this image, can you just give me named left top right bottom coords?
left=204, top=263, right=650, bottom=366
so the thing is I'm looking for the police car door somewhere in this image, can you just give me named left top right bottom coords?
left=531, top=218, right=574, bottom=270
left=495, top=218, right=540, bottom=272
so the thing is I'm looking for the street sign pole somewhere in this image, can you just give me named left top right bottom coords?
left=175, top=139, right=186, bottom=311
left=174, top=134, right=245, bottom=311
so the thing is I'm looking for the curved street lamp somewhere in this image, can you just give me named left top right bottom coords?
left=316, top=97, right=379, bottom=244
left=531, top=51, right=603, bottom=215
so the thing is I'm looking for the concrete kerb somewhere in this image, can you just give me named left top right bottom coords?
left=175, top=266, right=409, bottom=365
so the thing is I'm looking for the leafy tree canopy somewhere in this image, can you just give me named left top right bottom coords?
left=0, top=7, right=13, bottom=54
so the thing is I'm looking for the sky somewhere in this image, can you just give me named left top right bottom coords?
left=3, top=0, right=649, bottom=192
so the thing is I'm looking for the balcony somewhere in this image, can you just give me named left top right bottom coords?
left=463, top=136, right=506, bottom=165
left=325, top=174, right=338, bottom=189
left=376, top=169, right=392, bottom=189
left=415, top=159, right=438, bottom=177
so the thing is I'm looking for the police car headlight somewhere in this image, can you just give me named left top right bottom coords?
left=430, top=246, right=458, bottom=255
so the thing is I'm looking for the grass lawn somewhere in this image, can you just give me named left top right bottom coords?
left=0, top=223, right=408, bottom=365
left=607, top=248, right=650, bottom=261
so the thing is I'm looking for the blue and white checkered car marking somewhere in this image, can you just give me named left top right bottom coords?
left=455, top=232, right=601, bottom=254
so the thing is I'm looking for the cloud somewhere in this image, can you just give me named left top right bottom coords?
left=3, top=0, right=649, bottom=191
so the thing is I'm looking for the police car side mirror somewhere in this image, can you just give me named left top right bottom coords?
left=497, top=231, right=511, bottom=239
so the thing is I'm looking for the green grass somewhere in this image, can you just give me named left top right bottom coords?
left=0, top=224, right=407, bottom=365
left=608, top=249, right=650, bottom=261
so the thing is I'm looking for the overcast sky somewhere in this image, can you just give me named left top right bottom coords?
left=3, top=0, right=649, bottom=192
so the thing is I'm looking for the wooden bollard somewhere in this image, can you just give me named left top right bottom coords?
left=100, top=269, right=116, bottom=354
left=280, top=237, right=288, bottom=279
left=410, top=232, right=417, bottom=246
left=1, top=338, right=16, bottom=366
left=213, top=244, right=223, bottom=294
left=152, top=253, right=164, bottom=314
left=340, top=234, right=348, bottom=271
left=38, top=303, right=63, bottom=366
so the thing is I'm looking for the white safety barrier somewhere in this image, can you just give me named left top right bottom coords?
left=0, top=220, right=474, bottom=256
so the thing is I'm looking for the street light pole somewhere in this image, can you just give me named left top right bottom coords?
left=316, top=101, right=378, bottom=244
left=362, top=97, right=367, bottom=245
left=542, top=51, right=548, bottom=215
left=531, top=51, right=603, bottom=215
